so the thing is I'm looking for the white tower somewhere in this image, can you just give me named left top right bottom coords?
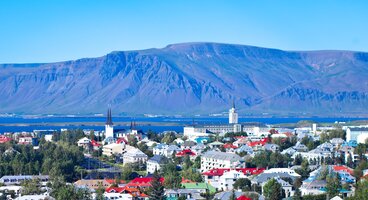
left=229, top=101, right=238, bottom=124
left=105, top=108, right=114, bottom=138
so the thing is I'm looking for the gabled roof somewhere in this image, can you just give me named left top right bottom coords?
left=176, top=149, right=196, bottom=157
left=148, top=155, right=169, bottom=164
left=202, top=168, right=265, bottom=176
left=333, top=165, right=353, bottom=175
left=202, top=151, right=241, bottom=161
left=247, top=138, right=268, bottom=147
left=116, top=138, right=127, bottom=144
left=126, top=177, right=164, bottom=188
left=0, top=135, right=12, bottom=143
left=181, top=183, right=216, bottom=193
left=91, top=140, right=101, bottom=147
left=223, top=143, right=238, bottom=149
left=237, top=196, right=252, bottom=200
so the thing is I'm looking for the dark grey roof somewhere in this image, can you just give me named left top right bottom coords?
left=348, top=127, right=368, bottom=131
left=148, top=155, right=169, bottom=164
left=252, top=173, right=297, bottom=184
left=202, top=150, right=241, bottom=161
left=183, top=141, right=196, bottom=146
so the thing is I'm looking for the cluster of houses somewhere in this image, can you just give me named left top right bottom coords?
left=1, top=107, right=368, bottom=200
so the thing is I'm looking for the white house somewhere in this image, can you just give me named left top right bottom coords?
left=103, top=192, right=133, bottom=200
left=146, top=155, right=169, bottom=174
left=218, top=170, right=247, bottom=191
left=123, top=148, right=148, bottom=165
left=153, top=144, right=181, bottom=157
left=261, top=177, right=294, bottom=198
left=262, top=168, right=301, bottom=178
left=77, top=137, right=91, bottom=148
left=201, top=151, right=244, bottom=172
left=102, top=143, right=126, bottom=156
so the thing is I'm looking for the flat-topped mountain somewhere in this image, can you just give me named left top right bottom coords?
left=1, top=42, right=368, bottom=116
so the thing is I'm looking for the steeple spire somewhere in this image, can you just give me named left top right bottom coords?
left=232, top=99, right=235, bottom=109
left=106, top=107, right=113, bottom=125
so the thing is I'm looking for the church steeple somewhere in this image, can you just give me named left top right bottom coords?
left=106, top=107, right=113, bottom=125
left=232, top=99, right=235, bottom=109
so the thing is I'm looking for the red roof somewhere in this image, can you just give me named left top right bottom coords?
left=106, top=187, right=125, bottom=193
left=333, top=165, right=354, bottom=175
left=237, top=196, right=252, bottom=200
left=181, top=177, right=195, bottom=183
left=176, top=149, right=196, bottom=157
left=247, top=141, right=266, bottom=147
left=105, top=186, right=144, bottom=197
left=117, top=138, right=128, bottom=144
left=126, top=177, right=165, bottom=188
left=91, top=140, right=101, bottom=147
left=0, top=136, right=12, bottom=143
left=105, top=179, right=125, bottom=184
left=202, top=168, right=265, bottom=176
left=223, top=143, right=238, bottom=149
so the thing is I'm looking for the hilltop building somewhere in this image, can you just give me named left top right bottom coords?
left=346, top=127, right=368, bottom=143
left=229, top=101, right=238, bottom=124
left=184, top=103, right=271, bottom=139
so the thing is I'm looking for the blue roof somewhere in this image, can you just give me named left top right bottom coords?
left=194, top=137, right=210, bottom=144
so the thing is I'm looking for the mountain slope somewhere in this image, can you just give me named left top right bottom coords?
left=0, top=42, right=367, bottom=116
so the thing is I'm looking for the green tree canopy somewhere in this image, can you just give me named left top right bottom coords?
left=263, top=178, right=282, bottom=200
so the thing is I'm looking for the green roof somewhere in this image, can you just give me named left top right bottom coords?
left=181, top=183, right=217, bottom=193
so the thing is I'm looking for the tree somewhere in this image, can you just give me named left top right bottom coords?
left=183, top=155, right=192, bottom=170
left=95, top=182, right=105, bottom=200
left=149, top=170, right=165, bottom=200
left=161, top=132, right=176, bottom=144
left=121, top=164, right=133, bottom=181
left=233, top=178, right=251, bottom=191
left=162, top=162, right=181, bottom=189
left=251, top=151, right=271, bottom=168
left=193, top=156, right=201, bottom=169
left=326, top=172, right=341, bottom=198
left=293, top=154, right=303, bottom=165
left=263, top=178, right=282, bottom=200
left=293, top=188, right=302, bottom=200
left=21, top=178, right=42, bottom=195
left=50, top=176, right=91, bottom=200
left=229, top=190, right=237, bottom=200
left=295, top=159, right=310, bottom=180
left=89, top=130, right=95, bottom=141
left=348, top=179, right=368, bottom=200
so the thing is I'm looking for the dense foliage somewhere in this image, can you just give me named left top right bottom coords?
left=0, top=141, right=84, bottom=182
left=263, top=178, right=282, bottom=200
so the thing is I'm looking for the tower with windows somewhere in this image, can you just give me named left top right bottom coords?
left=229, top=101, right=238, bottom=124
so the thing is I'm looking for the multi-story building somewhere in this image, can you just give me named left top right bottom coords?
left=346, top=127, right=368, bottom=142
left=0, top=175, right=49, bottom=186
left=153, top=144, right=181, bottom=157
left=146, top=155, right=169, bottom=174
left=102, top=143, right=126, bottom=156
left=218, top=170, right=247, bottom=191
left=123, top=148, right=148, bottom=165
left=200, top=151, right=244, bottom=172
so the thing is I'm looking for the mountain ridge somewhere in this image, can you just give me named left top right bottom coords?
left=1, top=42, right=368, bottom=116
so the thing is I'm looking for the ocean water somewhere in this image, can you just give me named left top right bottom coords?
left=0, top=116, right=366, bottom=134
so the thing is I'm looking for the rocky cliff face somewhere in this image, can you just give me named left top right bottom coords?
left=1, top=42, right=367, bottom=116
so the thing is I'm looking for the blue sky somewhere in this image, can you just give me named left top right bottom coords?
left=0, top=0, right=367, bottom=63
